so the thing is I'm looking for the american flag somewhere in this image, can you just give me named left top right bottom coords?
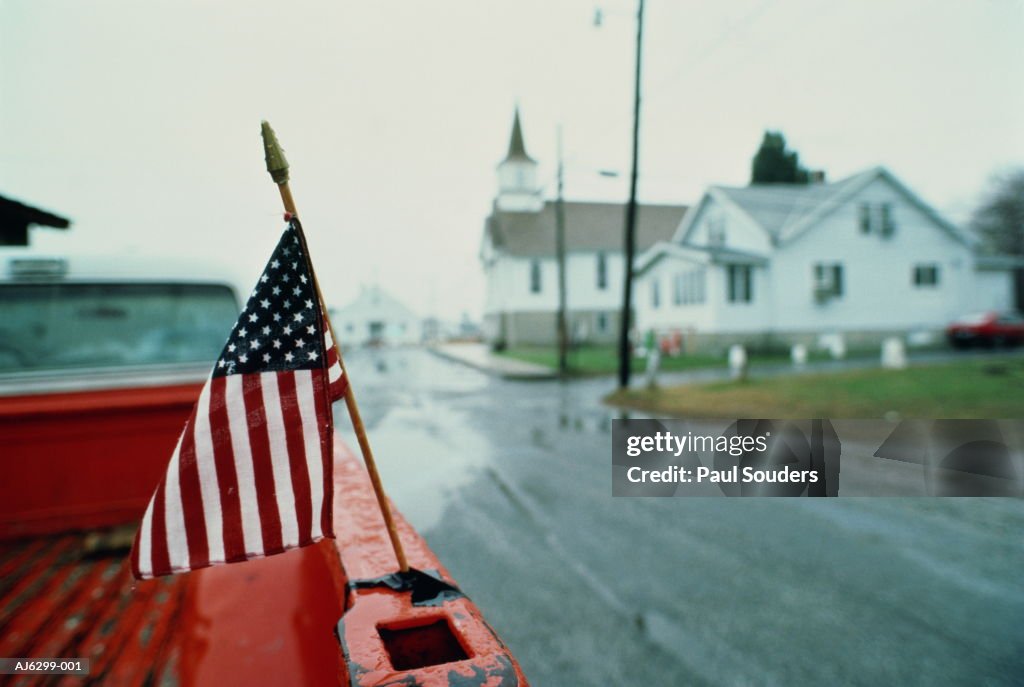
left=131, top=217, right=347, bottom=579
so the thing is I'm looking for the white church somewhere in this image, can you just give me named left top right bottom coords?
left=480, top=109, right=687, bottom=348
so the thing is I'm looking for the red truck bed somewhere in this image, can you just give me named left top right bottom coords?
left=0, top=441, right=527, bottom=686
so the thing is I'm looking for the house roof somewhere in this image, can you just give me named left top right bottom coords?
left=635, top=241, right=769, bottom=275
left=486, top=201, right=688, bottom=257
left=711, top=172, right=866, bottom=242
left=682, top=166, right=973, bottom=247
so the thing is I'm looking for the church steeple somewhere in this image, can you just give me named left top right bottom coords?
left=496, top=106, right=541, bottom=212
left=504, top=107, right=534, bottom=162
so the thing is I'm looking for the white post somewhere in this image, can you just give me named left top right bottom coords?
left=791, top=343, right=808, bottom=368
left=645, top=347, right=661, bottom=388
left=728, top=344, right=748, bottom=381
left=828, top=335, right=846, bottom=360
left=881, top=337, right=907, bottom=369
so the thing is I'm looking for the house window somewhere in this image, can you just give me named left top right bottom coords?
left=674, top=269, right=706, bottom=305
left=529, top=259, right=541, bottom=293
left=727, top=265, right=753, bottom=303
left=913, top=264, right=939, bottom=287
left=879, top=203, right=896, bottom=237
left=859, top=202, right=897, bottom=236
left=596, top=312, right=609, bottom=332
left=651, top=279, right=661, bottom=308
left=596, top=252, right=608, bottom=290
left=813, top=263, right=844, bottom=300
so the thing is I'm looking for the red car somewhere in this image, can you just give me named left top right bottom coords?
left=947, top=311, right=1024, bottom=348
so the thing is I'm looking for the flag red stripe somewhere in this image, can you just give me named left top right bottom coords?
left=277, top=371, right=313, bottom=546
left=177, top=422, right=210, bottom=569
left=311, top=370, right=334, bottom=537
left=241, top=374, right=284, bottom=554
left=331, top=376, right=348, bottom=400
left=130, top=524, right=142, bottom=579
left=150, top=478, right=171, bottom=576
left=209, top=376, right=246, bottom=562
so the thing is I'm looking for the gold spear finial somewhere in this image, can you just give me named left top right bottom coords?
left=261, top=120, right=289, bottom=185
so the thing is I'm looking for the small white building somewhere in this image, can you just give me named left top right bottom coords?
left=331, top=285, right=421, bottom=347
left=634, top=166, right=1018, bottom=351
left=480, top=108, right=687, bottom=347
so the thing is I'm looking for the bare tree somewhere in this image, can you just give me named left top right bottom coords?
left=971, top=168, right=1024, bottom=256
left=972, top=169, right=1024, bottom=311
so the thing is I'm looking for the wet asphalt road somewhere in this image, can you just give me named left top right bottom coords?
left=336, top=348, right=1024, bottom=687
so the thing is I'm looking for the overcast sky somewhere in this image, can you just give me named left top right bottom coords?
left=2, top=0, right=1022, bottom=320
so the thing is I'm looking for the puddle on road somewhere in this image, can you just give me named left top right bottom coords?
left=333, top=348, right=622, bottom=531
left=337, top=398, right=491, bottom=532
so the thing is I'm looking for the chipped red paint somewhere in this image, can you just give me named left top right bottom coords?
left=0, top=386, right=528, bottom=686
left=330, top=441, right=528, bottom=686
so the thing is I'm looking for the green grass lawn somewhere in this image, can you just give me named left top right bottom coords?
left=605, top=358, right=1024, bottom=418
left=497, top=344, right=839, bottom=376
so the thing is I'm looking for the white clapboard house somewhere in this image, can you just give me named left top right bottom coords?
left=634, top=166, right=1017, bottom=350
left=331, top=285, right=421, bottom=347
left=480, top=108, right=687, bottom=347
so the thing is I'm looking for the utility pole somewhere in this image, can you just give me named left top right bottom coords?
left=618, top=0, right=644, bottom=389
left=555, top=126, right=569, bottom=376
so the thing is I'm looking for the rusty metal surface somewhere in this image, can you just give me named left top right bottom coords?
left=0, top=532, right=184, bottom=687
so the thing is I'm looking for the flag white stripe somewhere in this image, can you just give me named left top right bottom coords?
left=260, top=372, right=300, bottom=547
left=225, top=374, right=263, bottom=556
left=295, top=371, right=325, bottom=539
left=137, top=490, right=155, bottom=578
left=322, top=322, right=344, bottom=382
left=193, top=380, right=225, bottom=565
left=163, top=432, right=189, bottom=572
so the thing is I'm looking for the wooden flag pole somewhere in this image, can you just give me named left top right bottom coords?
left=260, top=121, right=409, bottom=573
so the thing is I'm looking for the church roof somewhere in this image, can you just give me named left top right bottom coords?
left=503, top=108, right=534, bottom=163
left=486, top=201, right=687, bottom=257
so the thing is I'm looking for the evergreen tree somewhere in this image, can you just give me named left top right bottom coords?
left=751, top=131, right=810, bottom=184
